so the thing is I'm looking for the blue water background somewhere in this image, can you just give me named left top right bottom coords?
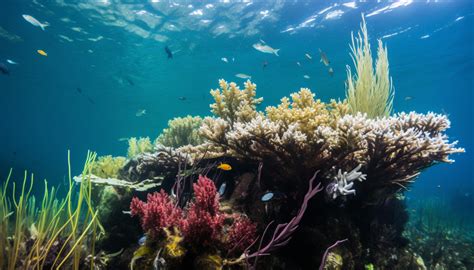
left=0, top=1, right=472, bottom=219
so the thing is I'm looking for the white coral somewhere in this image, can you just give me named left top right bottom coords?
left=326, top=164, right=367, bottom=199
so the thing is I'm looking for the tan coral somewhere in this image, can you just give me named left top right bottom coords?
left=210, top=79, right=262, bottom=126
left=156, top=115, right=204, bottom=148
left=266, top=88, right=349, bottom=136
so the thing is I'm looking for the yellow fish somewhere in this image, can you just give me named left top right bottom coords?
left=217, top=163, right=232, bottom=171
left=37, top=50, right=47, bottom=56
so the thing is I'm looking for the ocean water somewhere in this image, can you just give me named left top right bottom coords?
left=0, top=0, right=473, bottom=266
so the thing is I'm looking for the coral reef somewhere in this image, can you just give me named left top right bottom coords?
left=156, top=115, right=204, bottom=148
left=196, top=89, right=463, bottom=204
left=3, top=16, right=463, bottom=270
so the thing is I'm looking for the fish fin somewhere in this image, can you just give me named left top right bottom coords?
left=274, top=49, right=280, bottom=56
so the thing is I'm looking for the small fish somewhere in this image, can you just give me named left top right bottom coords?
left=125, top=77, right=134, bottom=86
left=86, top=96, right=95, bottom=104
left=76, top=87, right=82, bottom=94
left=178, top=96, right=187, bottom=101
left=37, top=50, right=47, bottom=56
left=118, top=137, right=129, bottom=142
left=319, top=48, right=330, bottom=66
left=261, top=191, right=285, bottom=202
left=22, top=15, right=48, bottom=31
left=436, top=185, right=441, bottom=188
left=304, top=75, right=310, bottom=79
left=138, top=235, right=147, bottom=246
left=221, top=57, right=228, bottom=63
left=6, top=59, right=18, bottom=65
left=232, top=57, right=235, bottom=62
left=136, top=109, right=146, bottom=117
left=296, top=61, right=301, bottom=67
left=328, top=67, right=334, bottom=76
left=305, top=53, right=312, bottom=60
left=261, top=192, right=274, bottom=202
left=164, top=46, right=173, bottom=59
left=235, top=73, right=251, bottom=79
left=218, top=182, right=227, bottom=196
left=0, top=63, right=10, bottom=75
left=404, top=96, right=412, bottom=101
left=217, top=163, right=232, bottom=171
left=253, top=42, right=280, bottom=56
left=122, top=210, right=131, bottom=215
left=262, top=60, right=268, bottom=69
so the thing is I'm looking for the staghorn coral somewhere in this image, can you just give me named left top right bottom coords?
left=266, top=88, right=349, bottom=134
left=210, top=79, right=263, bottom=126
left=127, top=137, right=154, bottom=158
left=346, top=15, right=394, bottom=118
left=197, top=84, right=463, bottom=200
left=91, top=155, right=127, bottom=179
left=156, top=115, right=204, bottom=148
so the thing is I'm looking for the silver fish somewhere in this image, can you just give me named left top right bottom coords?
left=305, top=53, right=312, bottom=60
left=221, top=57, right=228, bottom=63
left=253, top=42, right=280, bottom=56
left=235, top=73, right=251, bottom=79
left=304, top=75, right=310, bottom=79
left=261, top=192, right=274, bottom=202
left=218, top=182, right=227, bottom=196
left=136, top=109, right=146, bottom=117
left=319, top=48, right=330, bottom=66
left=22, top=15, right=48, bottom=31
left=6, top=59, right=18, bottom=65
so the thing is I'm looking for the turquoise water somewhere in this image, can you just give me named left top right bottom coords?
left=1, top=0, right=472, bottom=222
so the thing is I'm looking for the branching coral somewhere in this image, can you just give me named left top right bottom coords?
left=346, top=15, right=394, bottom=118
left=266, top=88, right=349, bottom=134
left=326, top=164, right=367, bottom=199
left=156, top=115, right=204, bottom=148
left=210, top=79, right=263, bottom=126
left=127, top=137, right=154, bottom=158
left=91, top=155, right=127, bottom=178
left=194, top=79, right=463, bottom=201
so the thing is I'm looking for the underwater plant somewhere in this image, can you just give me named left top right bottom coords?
left=0, top=151, right=103, bottom=270
left=155, top=115, right=204, bottom=148
left=346, top=14, right=394, bottom=118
